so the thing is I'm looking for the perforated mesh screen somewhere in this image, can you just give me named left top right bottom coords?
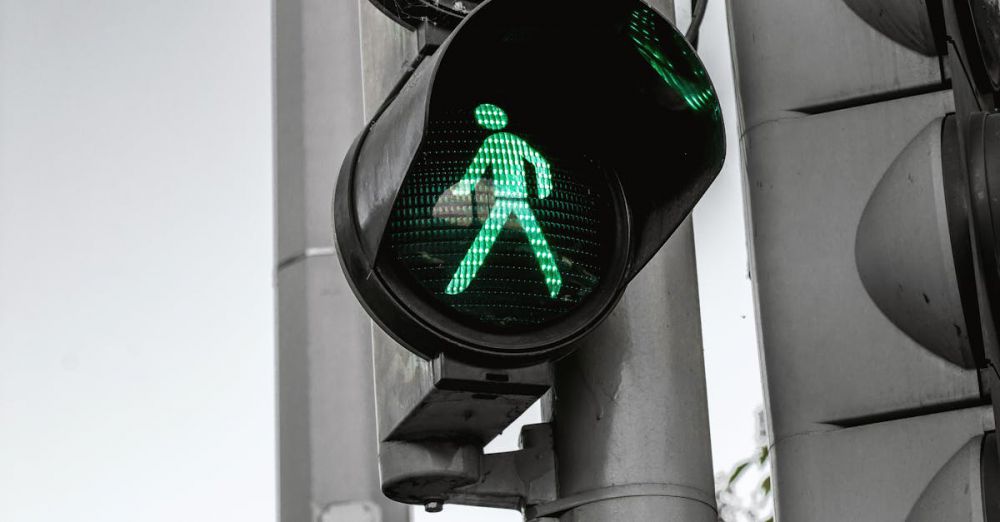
left=385, top=105, right=616, bottom=330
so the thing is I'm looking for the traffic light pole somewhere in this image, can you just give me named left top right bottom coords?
left=274, top=0, right=409, bottom=520
left=545, top=219, right=718, bottom=521
left=546, top=3, right=718, bottom=520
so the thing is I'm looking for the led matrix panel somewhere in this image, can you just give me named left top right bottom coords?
left=385, top=103, right=617, bottom=331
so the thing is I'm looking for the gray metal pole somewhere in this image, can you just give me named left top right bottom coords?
left=273, top=0, right=409, bottom=520
left=551, top=5, right=717, bottom=520
left=552, top=219, right=717, bottom=521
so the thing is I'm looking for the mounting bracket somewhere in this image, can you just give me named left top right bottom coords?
left=372, top=332, right=555, bottom=512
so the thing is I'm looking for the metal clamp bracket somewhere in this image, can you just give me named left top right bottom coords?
left=372, top=334, right=555, bottom=511
left=525, top=482, right=718, bottom=520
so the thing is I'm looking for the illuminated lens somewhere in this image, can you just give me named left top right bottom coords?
left=627, top=4, right=715, bottom=112
left=384, top=104, right=614, bottom=330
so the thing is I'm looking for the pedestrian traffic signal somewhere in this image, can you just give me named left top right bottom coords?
left=334, top=0, right=724, bottom=367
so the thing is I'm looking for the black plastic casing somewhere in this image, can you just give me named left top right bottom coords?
left=335, top=0, right=725, bottom=367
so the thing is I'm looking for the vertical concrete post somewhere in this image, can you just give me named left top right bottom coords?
left=274, top=0, right=409, bottom=520
left=552, top=4, right=717, bottom=521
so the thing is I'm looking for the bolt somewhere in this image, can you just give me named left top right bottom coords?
left=424, top=500, right=444, bottom=513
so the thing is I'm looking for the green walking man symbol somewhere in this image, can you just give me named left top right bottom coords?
left=444, top=103, right=563, bottom=298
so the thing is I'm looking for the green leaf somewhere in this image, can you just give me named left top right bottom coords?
left=728, top=461, right=751, bottom=487
left=760, top=476, right=772, bottom=496
left=764, top=518, right=774, bottom=522
left=758, top=446, right=769, bottom=465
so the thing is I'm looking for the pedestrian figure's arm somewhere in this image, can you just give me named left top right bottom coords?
left=523, top=143, right=552, bottom=199
left=451, top=145, right=489, bottom=196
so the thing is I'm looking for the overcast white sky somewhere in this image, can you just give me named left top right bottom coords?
left=0, top=1, right=762, bottom=521
left=0, top=1, right=274, bottom=521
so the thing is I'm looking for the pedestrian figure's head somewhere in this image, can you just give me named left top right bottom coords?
left=474, top=103, right=508, bottom=131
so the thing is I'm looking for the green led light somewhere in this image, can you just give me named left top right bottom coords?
left=445, top=104, right=562, bottom=298
left=385, top=103, right=612, bottom=330
left=627, top=5, right=714, bottom=112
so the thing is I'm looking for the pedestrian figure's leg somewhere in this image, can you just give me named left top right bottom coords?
left=511, top=200, right=562, bottom=298
left=446, top=200, right=512, bottom=295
